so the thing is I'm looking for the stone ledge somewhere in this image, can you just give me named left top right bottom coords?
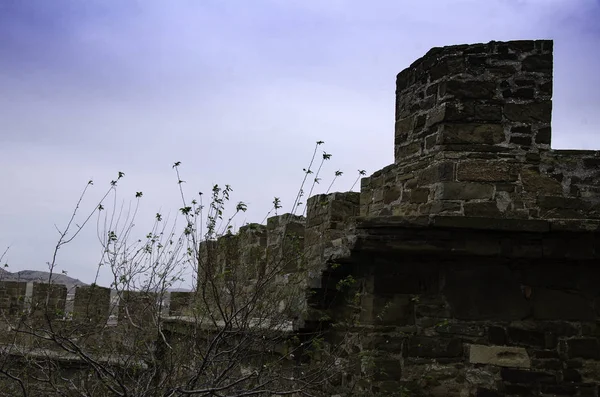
left=356, top=215, right=600, bottom=234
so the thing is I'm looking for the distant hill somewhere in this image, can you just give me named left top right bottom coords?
left=0, top=269, right=87, bottom=292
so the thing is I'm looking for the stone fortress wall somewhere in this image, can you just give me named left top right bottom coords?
left=2, top=39, right=599, bottom=396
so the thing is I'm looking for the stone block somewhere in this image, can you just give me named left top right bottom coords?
left=469, top=344, right=531, bottom=368
left=535, top=127, right=551, bottom=145
left=428, top=200, right=463, bottom=214
left=507, top=327, right=546, bottom=348
left=395, top=116, right=414, bottom=142
left=429, top=55, right=466, bottom=81
left=567, top=338, right=600, bottom=359
left=522, top=54, right=553, bottom=72
left=406, top=336, right=463, bottom=358
left=408, top=188, right=430, bottom=204
left=510, top=135, right=532, bottom=147
left=434, top=182, right=494, bottom=200
left=503, top=88, right=535, bottom=99
left=458, top=160, right=517, bottom=182
left=395, top=141, right=422, bottom=162
left=532, top=288, right=596, bottom=321
left=443, top=101, right=503, bottom=122
left=418, top=162, right=455, bottom=185
left=440, top=123, right=505, bottom=145
left=439, top=79, right=497, bottom=99
left=503, top=101, right=552, bottom=123
left=463, top=201, right=502, bottom=217
left=520, top=168, right=563, bottom=195
left=488, top=326, right=508, bottom=345
left=476, top=388, right=504, bottom=397
left=500, top=368, right=556, bottom=384
left=73, top=285, right=111, bottom=322
left=383, top=186, right=402, bottom=204
left=444, top=265, right=531, bottom=321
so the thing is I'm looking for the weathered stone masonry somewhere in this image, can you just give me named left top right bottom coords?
left=1, top=39, right=599, bottom=396
left=338, top=39, right=600, bottom=396
left=361, top=40, right=600, bottom=221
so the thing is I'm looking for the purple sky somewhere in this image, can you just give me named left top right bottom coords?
left=1, top=0, right=599, bottom=288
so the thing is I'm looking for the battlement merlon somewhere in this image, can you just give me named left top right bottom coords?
left=362, top=39, right=600, bottom=221
left=394, top=39, right=553, bottom=160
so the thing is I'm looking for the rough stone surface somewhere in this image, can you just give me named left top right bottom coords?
left=469, top=344, right=531, bottom=368
left=3, top=39, right=600, bottom=397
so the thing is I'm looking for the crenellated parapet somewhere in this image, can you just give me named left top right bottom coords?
left=3, top=39, right=600, bottom=396
left=362, top=39, right=600, bottom=222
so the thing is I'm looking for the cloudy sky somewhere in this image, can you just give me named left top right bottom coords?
left=1, top=0, right=599, bottom=288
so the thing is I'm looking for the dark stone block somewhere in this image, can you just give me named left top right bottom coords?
left=504, top=101, right=552, bottom=123
left=539, top=322, right=579, bottom=338
left=563, top=368, right=582, bottom=382
left=489, top=326, right=508, bottom=345
left=373, top=270, right=439, bottom=295
left=512, top=126, right=532, bottom=134
left=477, top=388, right=505, bottom=397
left=366, top=334, right=406, bottom=351
left=464, top=44, right=488, bottom=54
left=508, top=40, right=536, bottom=52
left=487, top=64, right=519, bottom=77
left=408, top=188, right=430, bottom=204
left=396, top=70, right=410, bottom=91
left=515, top=79, right=536, bottom=87
left=372, top=356, right=402, bottom=381
left=535, top=127, right=551, bottom=144
left=415, top=114, right=427, bottom=130
left=501, top=368, right=556, bottom=384
left=532, top=350, right=559, bottom=359
left=532, top=288, right=596, bottom=321
left=395, top=116, right=414, bottom=139
left=464, top=201, right=502, bottom=217
left=567, top=338, right=600, bottom=359
left=457, top=160, right=517, bottom=182
left=503, top=88, right=535, bottom=99
left=583, top=157, right=600, bottom=168
left=507, top=327, right=546, bottom=348
left=541, top=384, right=577, bottom=395
left=468, top=55, right=488, bottom=67
left=429, top=56, right=466, bottom=81
left=436, top=322, right=485, bottom=337
left=539, top=81, right=553, bottom=96
left=532, top=358, right=562, bottom=370
left=565, top=359, right=583, bottom=369
left=522, top=54, right=553, bottom=72
left=444, top=101, right=503, bottom=122
left=395, top=142, right=422, bottom=160
left=440, top=79, right=497, bottom=99
left=383, top=186, right=401, bottom=204
left=503, top=384, right=535, bottom=395
left=538, top=196, right=590, bottom=211
left=406, top=336, right=463, bottom=358
left=444, top=265, right=531, bottom=321
left=436, top=182, right=494, bottom=200
left=510, top=135, right=532, bottom=147
left=576, top=383, right=599, bottom=396
left=441, top=123, right=505, bottom=145
left=418, top=162, right=455, bottom=185
left=426, top=83, right=438, bottom=96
